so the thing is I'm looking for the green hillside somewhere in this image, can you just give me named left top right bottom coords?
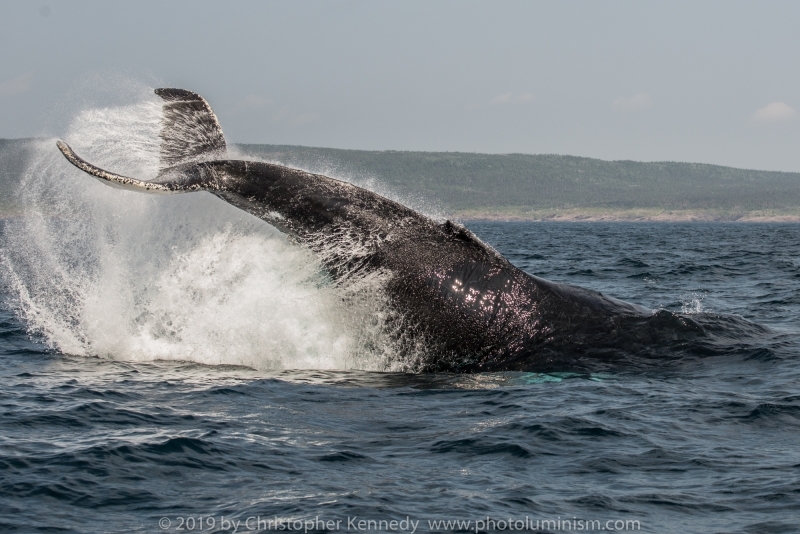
left=238, top=144, right=800, bottom=221
left=3, top=139, right=800, bottom=221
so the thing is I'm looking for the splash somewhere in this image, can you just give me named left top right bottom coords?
left=681, top=291, right=707, bottom=315
left=0, top=92, right=403, bottom=371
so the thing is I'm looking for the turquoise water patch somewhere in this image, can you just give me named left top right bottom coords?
left=513, top=371, right=608, bottom=384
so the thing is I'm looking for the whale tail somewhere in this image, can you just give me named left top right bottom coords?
left=56, top=140, right=174, bottom=193
left=56, top=88, right=227, bottom=192
left=153, top=88, right=227, bottom=169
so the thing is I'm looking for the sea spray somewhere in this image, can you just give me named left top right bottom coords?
left=0, top=93, right=403, bottom=371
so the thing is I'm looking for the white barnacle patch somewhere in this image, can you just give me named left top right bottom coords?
left=266, top=211, right=285, bottom=221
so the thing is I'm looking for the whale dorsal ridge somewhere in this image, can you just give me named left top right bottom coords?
left=154, top=88, right=227, bottom=170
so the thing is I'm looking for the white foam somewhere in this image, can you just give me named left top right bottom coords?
left=0, top=92, right=402, bottom=371
left=680, top=291, right=707, bottom=314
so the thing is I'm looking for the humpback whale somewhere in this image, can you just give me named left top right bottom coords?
left=56, top=88, right=706, bottom=372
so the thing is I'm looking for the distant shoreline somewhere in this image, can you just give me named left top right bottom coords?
left=6, top=138, right=800, bottom=223
left=454, top=208, right=800, bottom=223
left=4, top=206, right=800, bottom=223
left=239, top=144, right=800, bottom=222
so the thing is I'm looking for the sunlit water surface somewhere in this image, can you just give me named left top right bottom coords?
left=2, top=219, right=799, bottom=534
left=1, top=105, right=799, bottom=533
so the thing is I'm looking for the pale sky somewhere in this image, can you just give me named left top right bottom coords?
left=1, top=0, right=799, bottom=171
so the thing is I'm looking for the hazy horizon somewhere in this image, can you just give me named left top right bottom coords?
left=5, top=137, right=799, bottom=175
left=2, top=1, right=800, bottom=172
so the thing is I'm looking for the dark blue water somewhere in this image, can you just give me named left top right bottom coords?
left=2, top=221, right=799, bottom=533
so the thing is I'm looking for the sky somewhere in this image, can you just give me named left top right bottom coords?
left=1, top=0, right=799, bottom=171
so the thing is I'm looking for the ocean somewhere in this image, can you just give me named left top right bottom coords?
left=1, top=107, right=799, bottom=533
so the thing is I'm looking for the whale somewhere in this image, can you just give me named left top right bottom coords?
left=56, top=88, right=708, bottom=373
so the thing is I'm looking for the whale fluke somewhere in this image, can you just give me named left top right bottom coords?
left=154, top=88, right=226, bottom=169
left=55, top=140, right=174, bottom=193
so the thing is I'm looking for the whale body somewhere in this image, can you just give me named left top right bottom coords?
left=56, top=88, right=706, bottom=372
